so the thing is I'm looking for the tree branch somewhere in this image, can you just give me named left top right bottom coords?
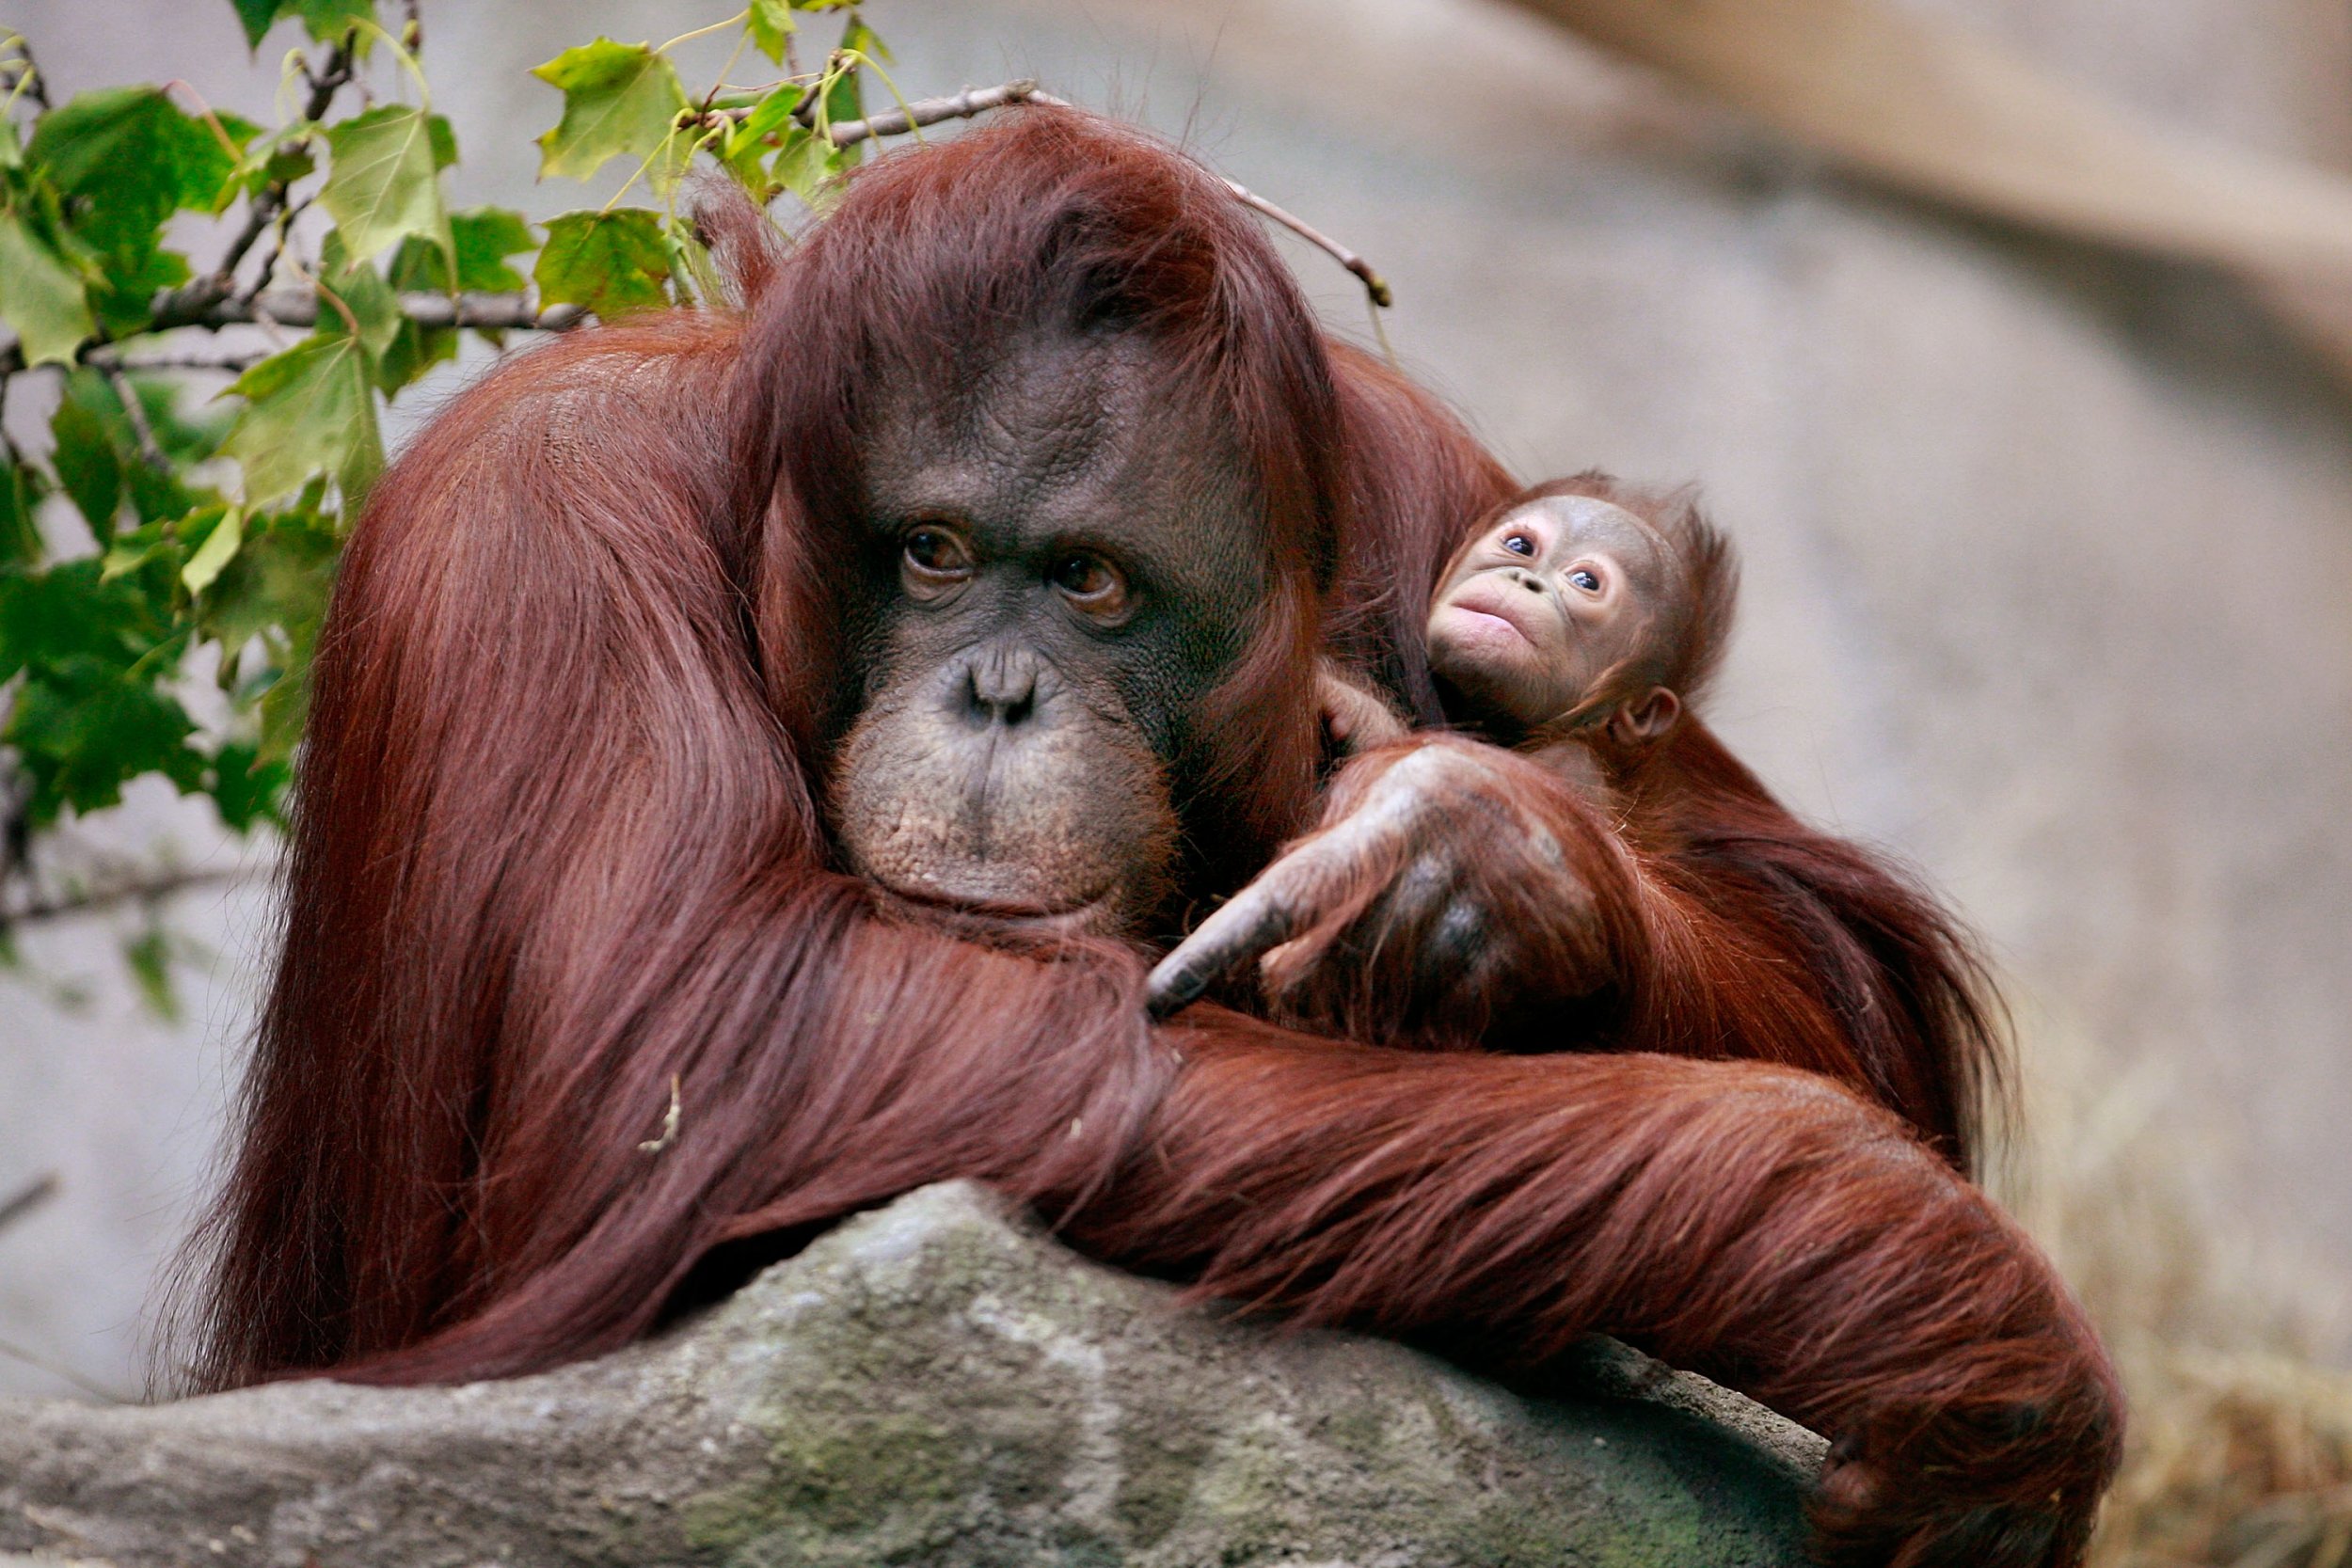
left=1, top=292, right=587, bottom=381
left=1, top=36, right=54, bottom=115
left=158, top=289, right=587, bottom=335
left=101, top=362, right=169, bottom=472
left=827, top=80, right=1053, bottom=148
left=714, top=80, right=1396, bottom=309
left=0, top=1174, right=56, bottom=1237
left=3, top=864, right=257, bottom=927
left=216, top=38, right=353, bottom=292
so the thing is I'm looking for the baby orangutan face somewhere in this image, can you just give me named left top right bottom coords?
left=1427, top=493, right=1685, bottom=744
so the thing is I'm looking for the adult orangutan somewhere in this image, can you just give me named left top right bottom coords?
left=189, top=107, right=2121, bottom=1567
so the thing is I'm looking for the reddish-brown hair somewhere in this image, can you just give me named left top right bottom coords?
left=183, top=106, right=2114, bottom=1568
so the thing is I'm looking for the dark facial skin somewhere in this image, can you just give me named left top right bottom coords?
left=1426, top=493, right=1684, bottom=747
left=827, top=325, right=1266, bottom=934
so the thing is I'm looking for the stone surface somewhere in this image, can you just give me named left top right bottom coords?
left=0, top=1182, right=1821, bottom=1568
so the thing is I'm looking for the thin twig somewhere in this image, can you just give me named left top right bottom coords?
left=1221, top=182, right=1394, bottom=309
left=733, top=80, right=1397, bottom=310
left=0, top=1337, right=131, bottom=1404
left=235, top=193, right=315, bottom=309
left=0, top=368, right=24, bottom=468
left=158, top=290, right=587, bottom=334
left=827, top=79, right=1045, bottom=148
left=3, top=864, right=254, bottom=927
left=3, top=36, right=53, bottom=114
left=85, top=347, right=268, bottom=374
left=101, top=363, right=170, bottom=472
left=208, top=37, right=354, bottom=296
left=1, top=293, right=585, bottom=378
left=0, top=1173, right=57, bottom=1236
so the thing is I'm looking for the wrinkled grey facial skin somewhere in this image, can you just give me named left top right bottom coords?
left=827, top=325, right=1267, bottom=935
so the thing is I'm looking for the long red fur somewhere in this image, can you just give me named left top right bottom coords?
left=185, top=108, right=2119, bottom=1568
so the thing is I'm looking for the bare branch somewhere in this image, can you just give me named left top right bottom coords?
left=213, top=38, right=354, bottom=291
left=101, top=362, right=170, bottom=472
left=2, top=292, right=586, bottom=380
left=0, top=1173, right=57, bottom=1236
left=1220, top=182, right=1393, bottom=309
left=711, top=80, right=1396, bottom=309
left=158, top=290, right=588, bottom=335
left=0, top=1337, right=131, bottom=1404
left=825, top=80, right=1050, bottom=148
left=3, top=864, right=257, bottom=927
left=85, top=347, right=268, bottom=374
left=2, top=36, right=54, bottom=114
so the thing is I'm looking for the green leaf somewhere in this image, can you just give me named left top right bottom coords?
left=206, top=739, right=290, bottom=832
left=320, top=104, right=450, bottom=266
left=533, top=209, right=672, bottom=318
left=721, top=85, right=803, bottom=192
left=222, top=334, right=383, bottom=504
left=0, top=561, right=165, bottom=681
left=395, top=206, right=536, bottom=294
left=0, top=210, right=94, bottom=367
left=317, top=228, right=402, bottom=362
left=50, top=396, right=122, bottom=535
left=229, top=0, right=294, bottom=49
left=26, top=87, right=246, bottom=257
left=85, top=243, right=191, bottom=340
left=123, top=921, right=178, bottom=1021
left=256, top=656, right=310, bottom=768
left=840, top=14, right=893, bottom=65
left=452, top=207, right=535, bottom=292
left=100, top=513, right=183, bottom=584
left=748, top=0, right=796, bottom=64
left=0, top=464, right=44, bottom=568
left=531, top=39, right=691, bottom=182
left=198, top=499, right=335, bottom=662
left=121, top=372, right=237, bottom=466
left=52, top=371, right=203, bottom=530
left=296, top=0, right=376, bottom=46
left=5, top=654, right=201, bottom=825
left=771, top=125, right=838, bottom=207
left=180, top=504, right=246, bottom=595
left=426, top=113, right=458, bottom=171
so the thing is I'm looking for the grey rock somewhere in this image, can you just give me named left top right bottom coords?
left=0, top=1181, right=1823, bottom=1567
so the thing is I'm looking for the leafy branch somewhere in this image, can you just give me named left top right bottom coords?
left=0, top=0, right=1391, bottom=1016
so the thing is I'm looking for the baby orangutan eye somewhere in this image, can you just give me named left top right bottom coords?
left=1052, top=550, right=1134, bottom=620
left=1503, top=533, right=1536, bottom=557
left=1569, top=567, right=1603, bottom=594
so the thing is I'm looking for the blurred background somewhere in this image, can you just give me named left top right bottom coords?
left=3, top=0, right=2349, bottom=1555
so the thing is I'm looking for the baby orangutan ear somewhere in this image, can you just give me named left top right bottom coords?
left=1606, top=687, right=1681, bottom=748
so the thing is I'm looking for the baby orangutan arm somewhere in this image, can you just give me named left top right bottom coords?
left=1148, top=734, right=1633, bottom=1047
left=1315, top=657, right=1412, bottom=754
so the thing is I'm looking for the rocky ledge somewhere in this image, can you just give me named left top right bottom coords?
left=0, top=1181, right=1823, bottom=1567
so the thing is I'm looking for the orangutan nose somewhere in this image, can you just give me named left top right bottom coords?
left=956, top=645, right=1042, bottom=729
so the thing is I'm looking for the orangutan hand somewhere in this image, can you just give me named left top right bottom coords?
left=1147, top=736, right=1625, bottom=1047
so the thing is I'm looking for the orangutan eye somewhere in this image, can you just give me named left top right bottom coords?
left=1569, top=567, right=1603, bottom=594
left=1051, top=550, right=1134, bottom=619
left=1503, top=533, right=1536, bottom=557
left=899, top=523, right=974, bottom=598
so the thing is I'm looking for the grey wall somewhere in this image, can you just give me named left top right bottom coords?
left=4, top=0, right=2348, bottom=1398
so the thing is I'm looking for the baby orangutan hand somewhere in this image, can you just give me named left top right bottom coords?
left=1148, top=735, right=1631, bottom=1048
left=1314, top=659, right=1411, bottom=756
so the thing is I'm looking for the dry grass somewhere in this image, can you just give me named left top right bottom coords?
left=1997, top=1003, right=2352, bottom=1568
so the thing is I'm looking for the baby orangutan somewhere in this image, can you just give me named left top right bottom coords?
left=1323, top=474, right=1724, bottom=804
left=1158, top=471, right=1997, bottom=1166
